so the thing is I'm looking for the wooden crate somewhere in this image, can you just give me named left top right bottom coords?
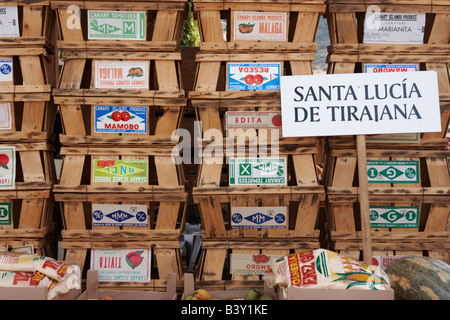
left=61, top=242, right=183, bottom=290
left=52, top=0, right=187, bottom=49
left=323, top=144, right=450, bottom=263
left=78, top=270, right=178, bottom=300
left=0, top=190, right=56, bottom=257
left=0, top=2, right=55, bottom=141
left=194, top=0, right=325, bottom=47
left=182, top=272, right=277, bottom=300
left=53, top=147, right=188, bottom=284
left=195, top=240, right=318, bottom=289
left=325, top=0, right=450, bottom=141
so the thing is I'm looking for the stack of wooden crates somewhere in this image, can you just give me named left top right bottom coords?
left=51, top=0, right=188, bottom=289
left=0, top=1, right=57, bottom=256
left=190, top=0, right=326, bottom=288
left=324, top=0, right=450, bottom=263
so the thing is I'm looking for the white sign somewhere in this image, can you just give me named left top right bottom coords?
left=0, top=103, right=12, bottom=129
left=280, top=72, right=441, bottom=137
left=91, top=249, right=151, bottom=282
left=231, top=206, right=287, bottom=229
left=94, top=60, right=149, bottom=89
left=363, top=12, right=425, bottom=44
left=0, top=7, right=19, bottom=37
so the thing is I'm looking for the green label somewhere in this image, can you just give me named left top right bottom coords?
left=367, top=160, right=419, bottom=183
left=93, top=160, right=148, bottom=183
left=229, top=158, right=286, bottom=186
left=88, top=11, right=146, bottom=40
left=0, top=203, right=11, bottom=226
left=370, top=206, right=419, bottom=228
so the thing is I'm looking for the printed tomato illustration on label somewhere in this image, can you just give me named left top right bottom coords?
left=227, top=63, right=281, bottom=91
left=127, top=67, right=144, bottom=78
left=238, top=22, right=255, bottom=34
left=95, top=106, right=147, bottom=133
left=126, top=251, right=144, bottom=269
left=0, top=146, right=15, bottom=189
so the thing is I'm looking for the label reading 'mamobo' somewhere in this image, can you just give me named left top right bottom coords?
left=94, top=106, right=147, bottom=133
left=229, top=157, right=286, bottom=186
left=93, top=159, right=148, bottom=183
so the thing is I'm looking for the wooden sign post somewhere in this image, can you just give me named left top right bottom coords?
left=356, top=135, right=372, bottom=265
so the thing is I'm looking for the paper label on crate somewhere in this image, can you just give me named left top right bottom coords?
left=225, top=111, right=282, bottom=129
left=230, top=254, right=282, bottom=275
left=0, top=203, right=11, bottom=226
left=94, top=105, right=147, bottom=134
left=233, top=11, right=287, bottom=41
left=0, top=7, right=20, bottom=37
left=93, top=159, right=148, bottom=183
left=91, top=249, right=151, bottom=282
left=92, top=204, right=148, bottom=227
left=370, top=206, right=419, bottom=228
left=366, top=132, right=420, bottom=144
left=88, top=10, right=146, bottom=40
left=372, top=255, right=406, bottom=270
left=367, top=160, right=419, bottom=183
left=0, top=59, right=13, bottom=82
left=229, top=157, right=287, bottom=186
left=94, top=60, right=149, bottom=89
left=227, top=62, right=281, bottom=91
left=0, top=146, right=15, bottom=189
left=0, top=103, right=12, bottom=129
left=363, top=12, right=425, bottom=44
left=231, top=206, right=287, bottom=229
left=364, top=64, right=418, bottom=73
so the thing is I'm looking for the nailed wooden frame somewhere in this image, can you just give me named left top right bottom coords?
left=195, top=239, right=318, bottom=286
left=325, top=1, right=450, bottom=140
left=52, top=0, right=187, bottom=49
left=60, top=240, right=183, bottom=288
left=322, top=144, right=450, bottom=263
